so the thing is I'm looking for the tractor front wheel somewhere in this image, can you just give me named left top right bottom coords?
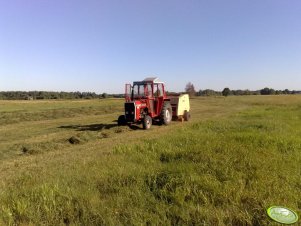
left=118, top=115, right=127, bottom=126
left=143, top=115, right=152, bottom=130
left=161, top=102, right=172, bottom=125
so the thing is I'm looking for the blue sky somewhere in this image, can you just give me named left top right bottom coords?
left=0, top=0, right=300, bottom=93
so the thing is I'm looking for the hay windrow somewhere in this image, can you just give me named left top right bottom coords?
left=68, top=136, right=81, bottom=145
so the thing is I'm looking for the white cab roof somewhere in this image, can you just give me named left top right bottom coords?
left=143, top=77, right=164, bottom=83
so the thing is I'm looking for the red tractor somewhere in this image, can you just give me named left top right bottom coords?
left=118, top=77, right=173, bottom=129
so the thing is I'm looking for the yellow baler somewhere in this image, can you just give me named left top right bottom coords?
left=169, top=94, right=191, bottom=121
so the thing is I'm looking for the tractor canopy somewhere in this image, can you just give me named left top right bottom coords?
left=125, top=77, right=166, bottom=101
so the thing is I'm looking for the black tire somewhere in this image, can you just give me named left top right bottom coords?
left=184, top=111, right=191, bottom=121
left=118, top=115, right=126, bottom=126
left=143, top=115, right=152, bottom=130
left=161, top=102, right=172, bottom=125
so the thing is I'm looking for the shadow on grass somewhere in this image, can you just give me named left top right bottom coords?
left=59, top=123, right=119, bottom=131
left=59, top=121, right=144, bottom=131
left=128, top=124, right=143, bottom=130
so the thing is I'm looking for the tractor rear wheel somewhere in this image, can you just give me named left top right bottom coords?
left=184, top=110, right=191, bottom=121
left=161, top=102, right=172, bottom=125
left=118, top=115, right=126, bottom=126
left=143, top=115, right=152, bottom=130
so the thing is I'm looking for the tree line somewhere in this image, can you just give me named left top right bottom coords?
left=1, top=85, right=300, bottom=100
left=0, top=91, right=123, bottom=100
left=185, top=82, right=301, bottom=97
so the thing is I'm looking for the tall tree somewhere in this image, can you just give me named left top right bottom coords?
left=185, top=82, right=196, bottom=97
left=222, top=87, right=231, bottom=97
left=260, top=87, right=276, bottom=95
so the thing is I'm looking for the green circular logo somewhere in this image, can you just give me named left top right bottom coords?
left=267, top=206, right=299, bottom=224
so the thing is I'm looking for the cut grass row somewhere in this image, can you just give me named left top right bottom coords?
left=0, top=99, right=122, bottom=125
left=0, top=97, right=238, bottom=162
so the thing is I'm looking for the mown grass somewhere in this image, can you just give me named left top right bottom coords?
left=0, top=99, right=122, bottom=125
left=0, top=96, right=300, bottom=225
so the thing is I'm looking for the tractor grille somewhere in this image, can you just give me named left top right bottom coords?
left=125, top=102, right=135, bottom=122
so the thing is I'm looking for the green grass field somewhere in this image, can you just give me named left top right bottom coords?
left=0, top=96, right=300, bottom=225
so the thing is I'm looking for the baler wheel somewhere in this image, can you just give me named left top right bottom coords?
left=184, top=111, right=191, bottom=121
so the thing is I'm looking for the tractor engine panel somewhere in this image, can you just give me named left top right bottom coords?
left=124, top=102, right=136, bottom=122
